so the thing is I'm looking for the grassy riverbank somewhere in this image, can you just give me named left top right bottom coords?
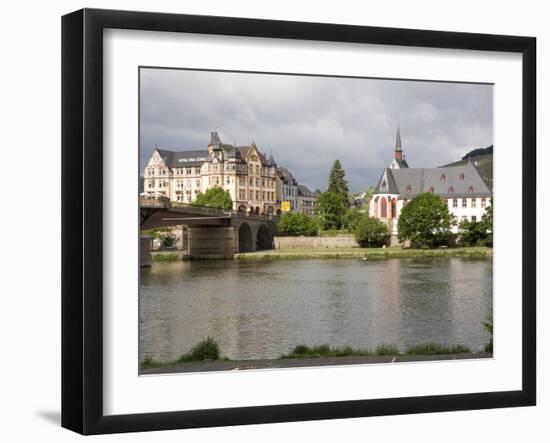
left=141, top=340, right=480, bottom=370
left=234, top=246, right=492, bottom=260
left=151, top=251, right=185, bottom=262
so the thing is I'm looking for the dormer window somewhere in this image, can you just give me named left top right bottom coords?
left=459, top=173, right=465, bottom=180
left=428, top=186, right=434, bottom=193
left=406, top=185, right=411, bottom=194
left=381, top=180, right=387, bottom=190
left=440, top=174, right=446, bottom=181
left=448, top=186, right=454, bottom=194
left=468, top=186, right=474, bottom=194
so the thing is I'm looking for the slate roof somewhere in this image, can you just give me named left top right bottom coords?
left=374, top=160, right=492, bottom=198
left=157, top=149, right=209, bottom=168
left=394, top=158, right=409, bottom=168
left=154, top=132, right=277, bottom=169
left=298, top=184, right=315, bottom=197
left=278, top=167, right=298, bottom=186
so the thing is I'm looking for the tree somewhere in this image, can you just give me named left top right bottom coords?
left=316, top=191, right=348, bottom=230
left=482, top=201, right=493, bottom=247
left=327, top=160, right=349, bottom=199
left=277, top=212, right=318, bottom=236
left=459, top=200, right=493, bottom=247
left=458, top=220, right=488, bottom=246
left=354, top=215, right=390, bottom=247
left=194, top=187, right=233, bottom=209
left=397, top=192, right=455, bottom=248
left=342, top=207, right=364, bottom=231
left=362, top=187, right=375, bottom=209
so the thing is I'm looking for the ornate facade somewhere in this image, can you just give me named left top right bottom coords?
left=143, top=131, right=280, bottom=215
left=369, top=128, right=493, bottom=235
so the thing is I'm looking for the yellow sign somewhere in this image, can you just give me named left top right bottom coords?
left=281, top=201, right=291, bottom=212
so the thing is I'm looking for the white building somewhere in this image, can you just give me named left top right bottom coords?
left=369, top=127, right=492, bottom=236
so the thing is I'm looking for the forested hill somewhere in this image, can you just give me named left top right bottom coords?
left=461, top=145, right=493, bottom=160
left=442, top=145, right=493, bottom=191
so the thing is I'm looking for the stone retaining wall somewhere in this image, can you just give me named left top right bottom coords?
left=274, top=235, right=358, bottom=249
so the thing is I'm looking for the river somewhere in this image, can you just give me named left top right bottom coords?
left=139, top=257, right=492, bottom=362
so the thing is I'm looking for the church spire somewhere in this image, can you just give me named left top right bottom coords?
left=394, top=126, right=403, bottom=161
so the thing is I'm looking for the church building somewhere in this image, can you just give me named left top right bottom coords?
left=369, top=128, right=493, bottom=237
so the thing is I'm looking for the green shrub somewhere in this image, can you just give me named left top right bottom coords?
left=406, top=343, right=470, bottom=355
left=458, top=220, right=489, bottom=247
left=483, top=309, right=493, bottom=353
left=188, top=337, right=220, bottom=360
left=277, top=212, right=318, bottom=236
left=354, top=215, right=390, bottom=247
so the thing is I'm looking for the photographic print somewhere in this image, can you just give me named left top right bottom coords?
left=138, top=67, right=494, bottom=375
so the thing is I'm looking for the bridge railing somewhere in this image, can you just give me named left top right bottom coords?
left=140, top=196, right=280, bottom=221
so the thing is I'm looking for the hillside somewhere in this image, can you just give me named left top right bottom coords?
left=442, top=146, right=493, bottom=191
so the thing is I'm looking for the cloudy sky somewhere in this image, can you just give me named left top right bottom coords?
left=140, top=68, right=493, bottom=192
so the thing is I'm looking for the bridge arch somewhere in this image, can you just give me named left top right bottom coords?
left=256, top=224, right=272, bottom=250
left=238, top=223, right=254, bottom=252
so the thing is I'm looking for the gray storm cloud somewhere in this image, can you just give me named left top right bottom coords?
left=140, top=68, right=493, bottom=192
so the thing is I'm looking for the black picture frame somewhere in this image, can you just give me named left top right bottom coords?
left=62, top=8, right=536, bottom=435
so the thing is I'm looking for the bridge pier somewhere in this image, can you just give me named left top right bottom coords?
left=187, top=227, right=236, bottom=259
left=140, top=235, right=152, bottom=267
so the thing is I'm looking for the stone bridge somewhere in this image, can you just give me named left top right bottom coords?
left=140, top=200, right=278, bottom=259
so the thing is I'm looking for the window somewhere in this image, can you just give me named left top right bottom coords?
left=462, top=216, right=467, bottom=222
left=381, top=180, right=387, bottom=190
left=471, top=198, right=477, bottom=208
left=468, top=186, right=474, bottom=194
left=481, top=198, right=487, bottom=208
left=472, top=215, right=477, bottom=222
left=453, top=198, right=458, bottom=208
left=406, top=185, right=411, bottom=194
left=459, top=173, right=465, bottom=180
left=440, top=174, right=446, bottom=181
left=462, top=198, right=467, bottom=208
left=428, top=186, right=434, bottom=193
left=448, top=186, right=454, bottom=194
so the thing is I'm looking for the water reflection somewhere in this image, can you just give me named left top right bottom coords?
left=139, top=258, right=493, bottom=361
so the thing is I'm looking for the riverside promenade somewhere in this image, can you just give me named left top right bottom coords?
left=141, top=352, right=493, bottom=375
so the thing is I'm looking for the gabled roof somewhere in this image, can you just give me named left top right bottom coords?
left=374, top=161, right=492, bottom=198
left=298, top=184, right=315, bottom=197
